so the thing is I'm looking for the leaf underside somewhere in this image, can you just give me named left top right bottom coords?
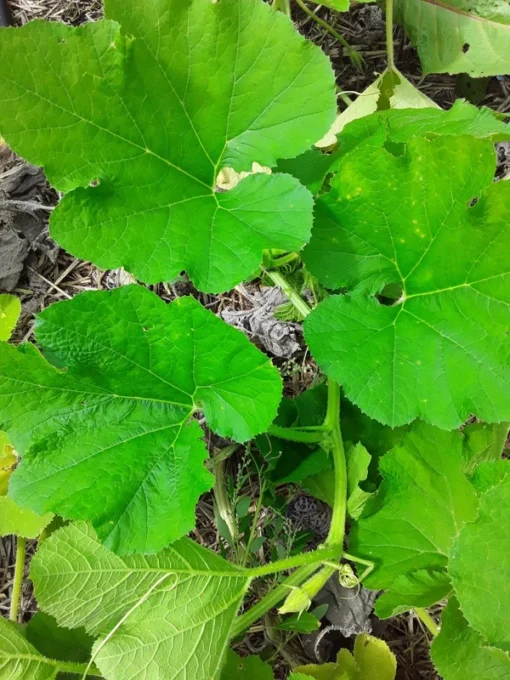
left=305, top=132, right=510, bottom=428
left=31, top=522, right=251, bottom=680
left=0, top=285, right=281, bottom=554
left=0, top=0, right=336, bottom=292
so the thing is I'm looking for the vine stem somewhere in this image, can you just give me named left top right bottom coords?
left=267, top=423, right=325, bottom=444
left=246, top=545, right=342, bottom=578
left=264, top=269, right=312, bottom=319
left=414, top=607, right=440, bottom=637
left=324, top=380, right=346, bottom=549
left=9, top=536, right=25, bottom=622
left=293, top=0, right=363, bottom=67
left=386, top=0, right=395, bottom=70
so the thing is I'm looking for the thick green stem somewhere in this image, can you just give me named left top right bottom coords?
left=213, top=457, right=236, bottom=544
left=9, top=536, right=25, bottom=622
left=246, top=545, right=342, bottom=578
left=415, top=607, right=440, bottom=637
left=267, top=423, right=325, bottom=444
left=294, top=0, right=363, bottom=67
left=386, top=0, right=395, bottom=70
left=324, top=380, right=347, bottom=549
left=264, top=269, right=312, bottom=319
left=231, top=563, right=320, bottom=637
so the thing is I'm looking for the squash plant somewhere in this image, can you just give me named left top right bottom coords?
left=0, top=0, right=509, bottom=678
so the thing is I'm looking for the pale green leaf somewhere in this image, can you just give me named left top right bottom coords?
left=374, top=569, right=452, bottom=619
left=317, top=68, right=437, bottom=147
left=0, top=496, right=52, bottom=539
left=0, top=285, right=281, bottom=554
left=0, top=294, right=21, bottom=342
left=304, top=133, right=510, bottom=428
left=462, top=421, right=509, bottom=475
left=220, top=650, right=274, bottom=679
left=0, top=617, right=59, bottom=680
left=0, top=0, right=336, bottom=293
left=294, top=633, right=396, bottom=679
left=431, top=598, right=510, bottom=680
left=395, top=0, right=510, bottom=76
left=32, top=522, right=251, bottom=680
left=0, top=431, right=16, bottom=496
left=275, top=610, right=322, bottom=633
left=346, top=442, right=373, bottom=520
left=449, top=474, right=510, bottom=651
left=350, top=423, right=479, bottom=588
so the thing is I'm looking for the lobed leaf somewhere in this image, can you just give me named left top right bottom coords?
left=350, top=423, right=479, bottom=588
left=449, top=471, right=510, bottom=651
left=0, top=285, right=282, bottom=554
left=305, top=133, right=510, bottom=428
left=0, top=0, right=336, bottom=292
left=431, top=598, right=510, bottom=680
left=31, top=522, right=251, bottom=680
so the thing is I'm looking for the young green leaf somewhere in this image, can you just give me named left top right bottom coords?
left=449, top=472, right=510, bottom=652
left=294, top=633, right=396, bottom=679
left=221, top=650, right=274, bottom=679
left=0, top=293, right=21, bottom=341
left=304, top=134, right=510, bottom=428
left=374, top=569, right=452, bottom=619
left=350, top=423, right=479, bottom=588
left=0, top=285, right=282, bottom=554
left=394, top=0, right=510, bottom=77
left=431, top=598, right=510, bottom=680
left=0, top=0, right=336, bottom=293
left=275, top=610, right=322, bottom=634
left=346, top=442, right=372, bottom=520
left=31, top=522, right=251, bottom=680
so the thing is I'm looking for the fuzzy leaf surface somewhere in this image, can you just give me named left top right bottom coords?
left=31, top=522, right=251, bottom=680
left=394, top=0, right=510, bottom=76
left=0, top=285, right=281, bottom=554
left=431, top=598, right=510, bottom=680
left=450, top=472, right=510, bottom=651
left=350, top=423, right=479, bottom=588
left=305, top=134, right=510, bottom=428
left=374, top=569, right=452, bottom=619
left=0, top=0, right=336, bottom=293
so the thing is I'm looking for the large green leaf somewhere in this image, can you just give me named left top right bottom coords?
left=32, top=522, right=251, bottom=680
left=394, top=0, right=510, bottom=76
left=431, top=598, right=510, bottom=680
left=0, top=285, right=281, bottom=554
left=350, top=423, right=479, bottom=588
left=0, top=0, right=335, bottom=293
left=449, top=472, right=510, bottom=651
left=304, top=133, right=510, bottom=428
left=0, top=495, right=53, bottom=539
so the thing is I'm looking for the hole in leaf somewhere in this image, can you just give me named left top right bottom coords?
left=89, top=178, right=100, bottom=188
left=58, top=38, right=66, bottom=44
left=468, top=196, right=479, bottom=207
left=462, top=43, right=470, bottom=53
left=376, top=282, right=404, bottom=306
left=383, top=140, right=405, bottom=157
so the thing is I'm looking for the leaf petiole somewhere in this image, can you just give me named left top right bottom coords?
left=267, top=424, right=326, bottom=443
left=9, top=536, right=25, bottom=623
left=415, top=607, right=440, bottom=637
